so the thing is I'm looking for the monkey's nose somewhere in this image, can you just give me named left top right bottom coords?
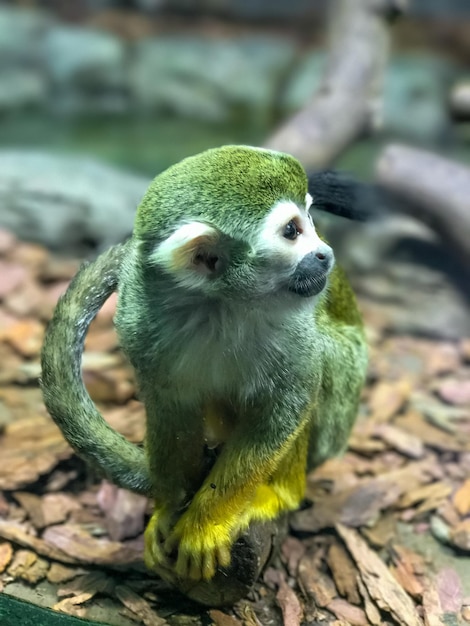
left=314, top=246, right=334, bottom=270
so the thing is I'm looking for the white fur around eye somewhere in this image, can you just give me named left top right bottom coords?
left=256, top=200, right=326, bottom=263
left=258, top=201, right=303, bottom=242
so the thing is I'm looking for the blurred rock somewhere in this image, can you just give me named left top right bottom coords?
left=382, top=55, right=455, bottom=143
left=0, top=6, right=52, bottom=66
left=0, top=69, right=47, bottom=112
left=147, top=0, right=321, bottom=19
left=43, top=26, right=126, bottom=87
left=0, top=151, right=149, bottom=255
left=85, top=0, right=470, bottom=19
left=218, top=0, right=316, bottom=20
left=0, top=7, right=50, bottom=112
left=42, top=25, right=129, bottom=114
left=0, top=6, right=460, bottom=135
left=130, top=35, right=297, bottom=121
left=410, top=0, right=470, bottom=16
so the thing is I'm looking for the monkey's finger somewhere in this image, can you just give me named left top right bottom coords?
left=174, top=550, right=197, bottom=581
left=163, top=533, right=178, bottom=556
left=144, top=543, right=170, bottom=570
left=216, top=544, right=231, bottom=569
left=144, top=528, right=173, bottom=574
left=188, top=552, right=204, bottom=581
left=144, top=541, right=178, bottom=585
left=201, top=550, right=217, bottom=581
left=152, top=562, right=178, bottom=584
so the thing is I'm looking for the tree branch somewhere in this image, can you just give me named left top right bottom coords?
left=376, top=144, right=470, bottom=268
left=265, top=0, right=407, bottom=170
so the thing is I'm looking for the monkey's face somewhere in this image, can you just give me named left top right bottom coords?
left=254, top=192, right=334, bottom=299
left=150, top=191, right=334, bottom=304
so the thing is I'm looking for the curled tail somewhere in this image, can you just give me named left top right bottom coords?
left=41, top=242, right=153, bottom=496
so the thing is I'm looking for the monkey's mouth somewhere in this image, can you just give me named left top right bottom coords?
left=287, top=250, right=333, bottom=298
left=287, top=273, right=328, bottom=298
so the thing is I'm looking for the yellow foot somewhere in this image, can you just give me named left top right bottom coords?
left=165, top=517, right=232, bottom=581
left=144, top=483, right=302, bottom=583
left=144, top=506, right=233, bottom=582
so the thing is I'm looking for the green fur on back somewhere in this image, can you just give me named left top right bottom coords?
left=135, top=145, right=307, bottom=241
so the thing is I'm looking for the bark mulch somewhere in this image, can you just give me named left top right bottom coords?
left=0, top=228, right=469, bottom=626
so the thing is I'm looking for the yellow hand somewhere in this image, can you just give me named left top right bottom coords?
left=144, top=505, right=177, bottom=582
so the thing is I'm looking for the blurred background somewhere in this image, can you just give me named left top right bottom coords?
left=0, top=0, right=469, bottom=337
left=1, top=6, right=470, bottom=621
left=1, top=0, right=470, bottom=172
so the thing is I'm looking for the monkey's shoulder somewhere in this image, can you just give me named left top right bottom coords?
left=317, top=265, right=363, bottom=329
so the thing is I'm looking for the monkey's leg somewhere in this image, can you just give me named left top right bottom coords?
left=165, top=406, right=311, bottom=581
left=239, top=421, right=309, bottom=527
left=142, top=391, right=206, bottom=578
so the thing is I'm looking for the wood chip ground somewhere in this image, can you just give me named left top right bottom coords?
left=0, top=228, right=469, bottom=625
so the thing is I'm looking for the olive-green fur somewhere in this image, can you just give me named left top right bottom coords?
left=320, top=265, right=364, bottom=328
left=307, top=267, right=366, bottom=467
left=41, top=242, right=152, bottom=495
left=135, top=145, right=307, bottom=241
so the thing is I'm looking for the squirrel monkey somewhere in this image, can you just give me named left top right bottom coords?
left=42, top=146, right=367, bottom=584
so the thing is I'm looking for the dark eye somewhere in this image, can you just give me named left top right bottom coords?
left=283, top=220, right=301, bottom=241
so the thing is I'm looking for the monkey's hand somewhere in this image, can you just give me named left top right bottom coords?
left=144, top=505, right=178, bottom=581
left=145, top=487, right=280, bottom=582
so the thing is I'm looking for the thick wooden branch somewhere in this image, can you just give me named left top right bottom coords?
left=265, top=0, right=407, bottom=170
left=376, top=144, right=470, bottom=268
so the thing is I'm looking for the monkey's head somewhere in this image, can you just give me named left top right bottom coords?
left=134, top=146, right=334, bottom=303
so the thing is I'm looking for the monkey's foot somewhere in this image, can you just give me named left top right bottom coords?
left=176, top=516, right=288, bottom=607
left=164, top=518, right=233, bottom=581
left=161, top=484, right=300, bottom=582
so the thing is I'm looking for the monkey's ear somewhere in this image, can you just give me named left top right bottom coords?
left=150, top=222, right=226, bottom=277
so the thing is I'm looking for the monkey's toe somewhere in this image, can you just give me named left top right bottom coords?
left=174, top=546, right=217, bottom=581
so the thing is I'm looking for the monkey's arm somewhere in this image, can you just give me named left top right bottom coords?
left=40, top=242, right=152, bottom=495
left=308, top=265, right=368, bottom=469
